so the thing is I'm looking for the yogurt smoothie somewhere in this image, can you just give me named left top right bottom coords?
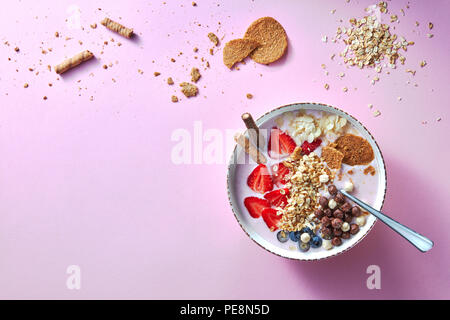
left=233, top=108, right=382, bottom=254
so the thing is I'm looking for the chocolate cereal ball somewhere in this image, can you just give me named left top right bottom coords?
left=334, top=192, right=345, bottom=204
left=331, top=218, right=343, bottom=229
left=333, top=209, right=344, bottom=219
left=344, top=213, right=353, bottom=223
left=321, top=216, right=331, bottom=227
left=328, top=184, right=338, bottom=195
left=314, top=209, right=324, bottom=219
left=340, top=202, right=352, bottom=213
left=324, top=208, right=333, bottom=217
left=319, top=196, right=329, bottom=208
left=332, top=237, right=342, bottom=246
left=341, top=232, right=351, bottom=239
left=351, top=206, right=361, bottom=217
left=350, top=223, right=360, bottom=235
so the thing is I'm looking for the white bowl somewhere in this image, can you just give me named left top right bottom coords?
left=227, top=102, right=387, bottom=261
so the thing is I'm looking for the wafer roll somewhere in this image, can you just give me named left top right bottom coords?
left=234, top=132, right=267, bottom=164
left=54, top=50, right=94, bottom=74
left=241, top=112, right=265, bottom=149
left=101, top=18, right=134, bottom=38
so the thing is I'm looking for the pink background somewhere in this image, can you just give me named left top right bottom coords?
left=0, top=0, right=449, bottom=299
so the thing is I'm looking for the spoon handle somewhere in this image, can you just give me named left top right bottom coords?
left=340, top=190, right=434, bottom=253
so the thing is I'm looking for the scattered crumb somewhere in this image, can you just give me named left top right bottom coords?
left=90, top=23, right=97, bottom=29
left=426, top=33, right=434, bottom=38
left=138, top=69, right=144, bottom=74
left=23, top=83, right=29, bottom=88
left=324, top=83, right=330, bottom=90
left=190, top=67, right=201, bottom=83
left=171, top=58, right=176, bottom=62
left=167, top=77, right=174, bottom=85
left=420, top=60, right=427, bottom=67
left=208, top=32, right=219, bottom=46
left=192, top=2, right=197, bottom=6
left=43, top=96, right=47, bottom=100
left=171, top=95, right=179, bottom=102
left=180, top=82, right=198, bottom=97
left=428, top=22, right=433, bottom=30
left=209, top=48, right=214, bottom=55
left=14, top=47, right=19, bottom=52
left=246, top=93, right=253, bottom=99
left=154, top=72, right=161, bottom=77
left=342, top=87, right=348, bottom=92
left=193, top=47, right=198, bottom=52
left=103, top=64, right=108, bottom=69
left=368, top=104, right=373, bottom=109
left=55, top=31, right=59, bottom=37
left=363, top=165, right=376, bottom=176
left=373, top=110, right=381, bottom=117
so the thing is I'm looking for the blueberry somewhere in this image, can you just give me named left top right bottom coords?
left=289, top=231, right=301, bottom=242
left=310, top=235, right=323, bottom=248
left=277, top=230, right=289, bottom=243
left=299, top=242, right=310, bottom=252
left=300, top=227, right=314, bottom=236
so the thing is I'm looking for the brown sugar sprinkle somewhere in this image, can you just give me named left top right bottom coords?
left=171, top=95, right=179, bottom=102
left=154, top=72, right=161, bottom=76
left=321, top=146, right=344, bottom=169
left=190, top=67, right=201, bottom=83
left=363, top=165, right=376, bottom=176
left=167, top=77, right=174, bottom=85
left=246, top=93, right=253, bottom=99
left=333, top=134, right=374, bottom=166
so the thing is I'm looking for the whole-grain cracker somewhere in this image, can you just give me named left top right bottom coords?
left=222, top=38, right=260, bottom=69
left=244, top=17, right=288, bottom=64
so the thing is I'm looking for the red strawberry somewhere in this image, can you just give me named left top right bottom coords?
left=247, top=164, right=273, bottom=194
left=244, top=197, right=271, bottom=218
left=301, top=138, right=322, bottom=155
left=261, top=208, right=282, bottom=232
left=271, top=162, right=290, bottom=186
left=268, top=127, right=297, bottom=159
left=264, top=188, right=290, bottom=208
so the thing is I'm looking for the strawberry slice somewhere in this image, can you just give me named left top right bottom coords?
left=264, top=188, right=290, bottom=208
left=247, top=164, right=273, bottom=194
left=261, top=208, right=282, bottom=232
left=268, top=127, right=297, bottom=159
left=271, top=162, right=290, bottom=186
left=301, top=138, right=322, bottom=155
left=244, top=197, right=271, bottom=218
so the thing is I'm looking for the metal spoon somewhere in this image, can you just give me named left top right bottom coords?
left=340, top=190, right=434, bottom=253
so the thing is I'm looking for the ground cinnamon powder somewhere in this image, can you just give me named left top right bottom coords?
left=333, top=134, right=374, bottom=166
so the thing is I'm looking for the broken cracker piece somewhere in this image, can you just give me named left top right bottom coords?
left=208, top=32, right=219, bottom=46
left=223, top=38, right=260, bottom=69
left=244, top=17, right=288, bottom=64
left=180, top=82, right=198, bottom=97
left=190, top=67, right=201, bottom=83
left=101, top=17, right=133, bottom=38
left=321, top=146, right=344, bottom=169
left=54, top=50, right=94, bottom=74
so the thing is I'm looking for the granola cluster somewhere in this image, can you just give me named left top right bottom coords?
left=278, top=152, right=334, bottom=232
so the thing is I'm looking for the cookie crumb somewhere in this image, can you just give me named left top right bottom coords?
left=192, top=2, right=197, bottom=6
left=363, top=165, right=376, bottom=176
left=43, top=96, right=47, bottom=100
left=321, top=146, right=344, bottom=169
left=171, top=95, right=179, bottom=102
left=90, top=23, right=97, bottom=29
left=103, top=64, right=108, bottom=69
left=55, top=31, right=59, bottom=37
left=208, top=32, right=219, bottom=46
left=14, top=47, right=19, bottom=52
left=167, top=77, right=174, bottom=85
left=246, top=93, right=253, bottom=99
left=190, top=67, right=201, bottom=83
left=180, top=82, right=198, bottom=97
left=154, top=72, right=161, bottom=77
left=23, top=83, right=29, bottom=88
left=193, top=47, right=198, bottom=52
left=324, top=83, right=330, bottom=90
